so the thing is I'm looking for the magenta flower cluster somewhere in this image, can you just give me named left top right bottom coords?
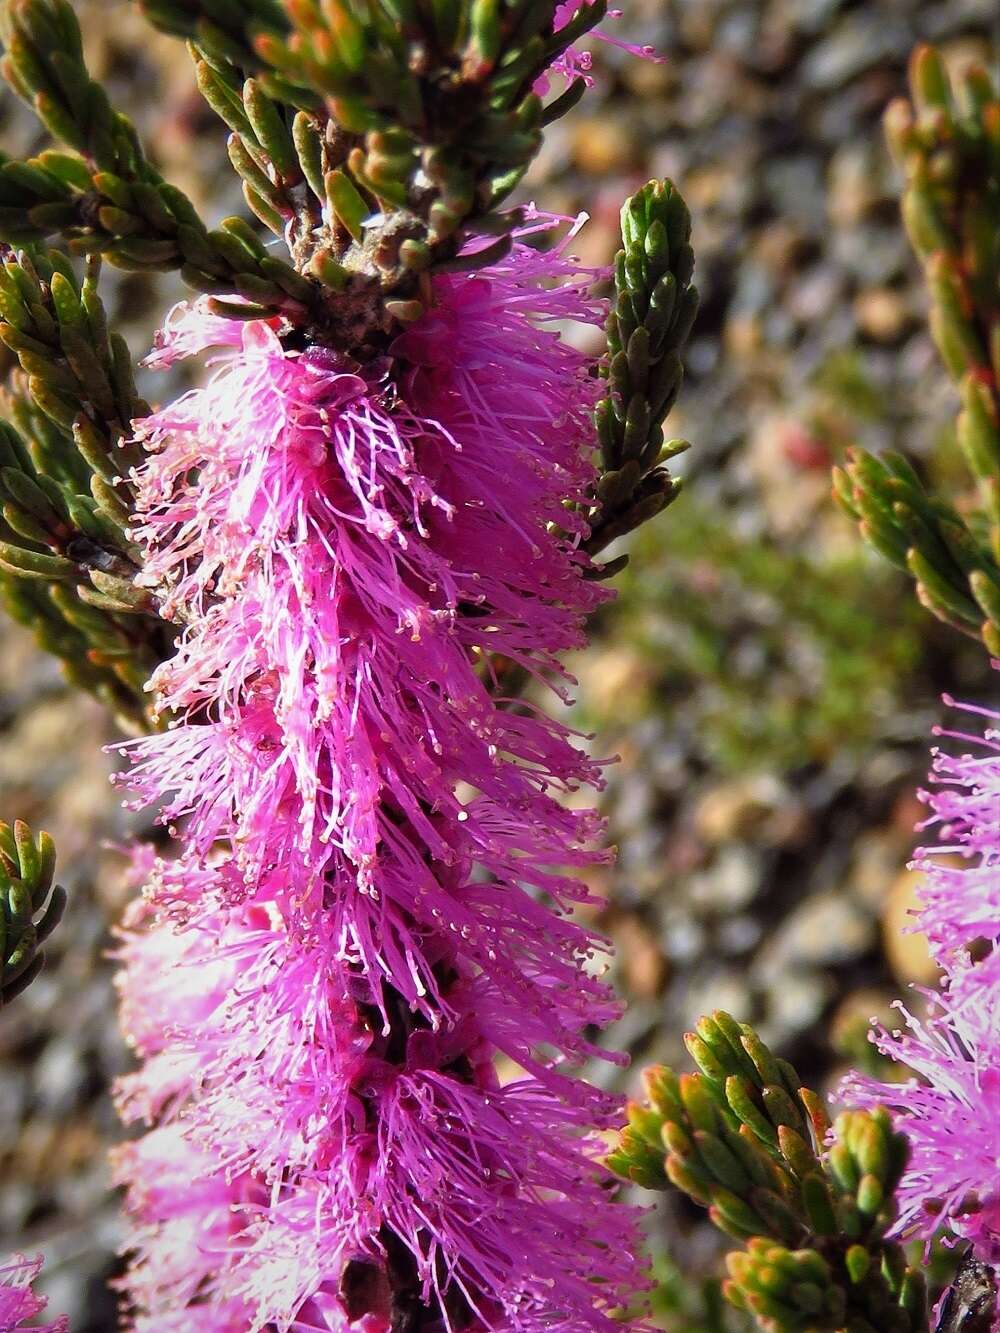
left=110, top=226, right=646, bottom=1330
left=0, top=1254, right=67, bottom=1332
left=843, top=682, right=1000, bottom=1274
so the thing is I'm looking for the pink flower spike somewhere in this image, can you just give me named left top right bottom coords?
left=842, top=963, right=1000, bottom=1262
left=0, top=1253, right=68, bottom=1332
left=841, top=668, right=1000, bottom=1270
left=113, top=221, right=647, bottom=1329
left=912, top=689, right=1000, bottom=961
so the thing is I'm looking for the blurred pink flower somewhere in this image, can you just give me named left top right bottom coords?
left=0, top=1253, right=67, bottom=1332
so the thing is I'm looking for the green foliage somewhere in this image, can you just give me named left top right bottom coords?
left=0, top=0, right=330, bottom=323
left=611, top=1012, right=929, bottom=1333
left=586, top=499, right=924, bottom=774
left=0, top=247, right=171, bottom=728
left=137, top=0, right=288, bottom=69
left=141, top=1, right=595, bottom=208
left=0, top=818, right=65, bottom=1002
left=834, top=45, right=1000, bottom=655
left=589, top=179, right=698, bottom=561
left=0, top=1, right=690, bottom=358
left=136, top=0, right=613, bottom=340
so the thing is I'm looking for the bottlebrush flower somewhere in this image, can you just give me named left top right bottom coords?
left=842, top=960, right=1000, bottom=1260
left=0, top=1253, right=68, bottom=1332
left=113, top=224, right=646, bottom=1330
left=842, top=676, right=1000, bottom=1276
left=912, top=691, right=1000, bottom=959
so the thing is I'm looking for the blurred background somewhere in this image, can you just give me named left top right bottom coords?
left=0, top=1, right=995, bottom=1328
